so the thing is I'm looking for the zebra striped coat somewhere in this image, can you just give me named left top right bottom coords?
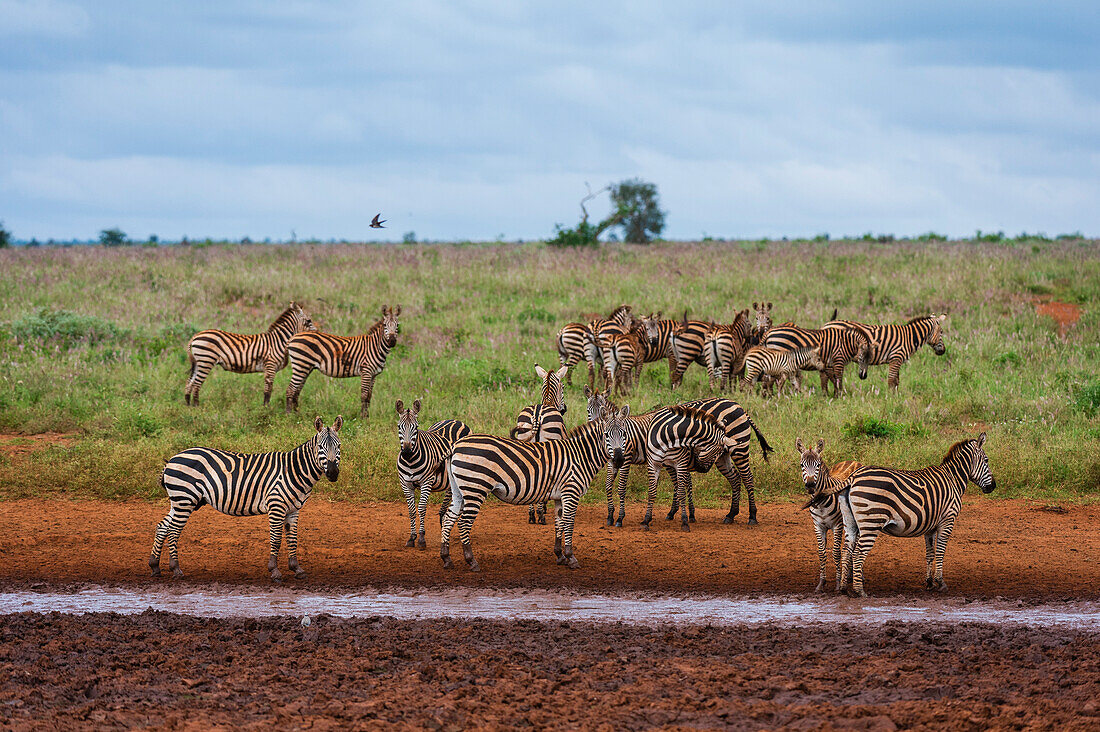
left=442, top=418, right=618, bottom=571
left=597, top=323, right=651, bottom=396
left=838, top=433, right=995, bottom=597
left=511, top=364, right=569, bottom=524
left=555, top=305, right=633, bottom=388
left=285, top=305, right=401, bottom=417
left=764, top=325, right=871, bottom=396
left=751, top=301, right=773, bottom=344
left=396, top=398, right=471, bottom=549
left=742, top=345, right=826, bottom=394
left=151, top=416, right=342, bottom=581
left=669, top=314, right=714, bottom=388
left=823, top=314, right=946, bottom=390
left=185, top=302, right=316, bottom=406
left=796, top=437, right=861, bottom=592
left=702, top=311, right=751, bottom=390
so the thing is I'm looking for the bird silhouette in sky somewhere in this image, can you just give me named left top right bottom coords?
left=370, top=213, right=386, bottom=229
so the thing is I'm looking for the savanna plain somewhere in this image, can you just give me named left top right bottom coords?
left=2, top=239, right=1099, bottom=730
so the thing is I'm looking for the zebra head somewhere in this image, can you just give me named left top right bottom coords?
left=751, top=301, right=773, bottom=343
left=290, top=302, right=318, bottom=333
left=583, top=384, right=613, bottom=423
left=313, top=415, right=342, bottom=482
left=694, top=434, right=737, bottom=474
left=855, top=334, right=871, bottom=380
left=796, top=437, right=827, bottom=494
left=928, top=314, right=947, bottom=355
left=534, top=363, right=568, bottom=414
left=604, top=405, right=631, bottom=470
left=382, top=305, right=401, bottom=348
left=641, top=312, right=663, bottom=347
left=395, top=398, right=421, bottom=460
left=970, top=432, right=996, bottom=493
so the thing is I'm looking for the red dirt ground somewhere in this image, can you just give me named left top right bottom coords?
left=1, top=498, right=1098, bottom=598
left=1034, top=298, right=1082, bottom=337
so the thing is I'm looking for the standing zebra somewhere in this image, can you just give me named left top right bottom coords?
left=751, top=301, right=773, bottom=344
left=597, top=322, right=650, bottom=396
left=838, top=433, right=996, bottom=597
left=442, top=415, right=623, bottom=571
left=555, top=304, right=633, bottom=388
left=285, top=305, right=401, bottom=417
left=185, top=302, right=316, bottom=406
left=702, top=311, right=751, bottom=390
left=151, top=416, right=342, bottom=581
left=639, top=405, right=740, bottom=531
left=510, top=364, right=569, bottom=524
left=796, top=437, right=862, bottom=592
left=396, top=398, right=471, bottom=549
left=742, top=345, right=826, bottom=394
left=764, top=325, right=871, bottom=396
left=669, top=312, right=713, bottom=389
left=823, top=314, right=946, bottom=391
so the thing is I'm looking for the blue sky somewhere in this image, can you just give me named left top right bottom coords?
left=1, top=1, right=1098, bottom=241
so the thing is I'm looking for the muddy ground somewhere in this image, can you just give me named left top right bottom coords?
left=2, top=612, right=1100, bottom=730
left=1, top=498, right=1098, bottom=598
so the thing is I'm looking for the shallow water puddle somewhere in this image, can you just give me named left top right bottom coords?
left=3, top=586, right=1100, bottom=628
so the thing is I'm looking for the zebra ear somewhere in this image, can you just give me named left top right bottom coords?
left=395, top=399, right=404, bottom=415
left=795, top=437, right=804, bottom=453
left=767, top=302, right=772, bottom=311
left=394, top=305, right=402, bottom=317
left=556, top=365, right=569, bottom=380
left=620, top=404, right=630, bottom=419
left=816, top=438, right=825, bottom=454
left=314, top=416, right=324, bottom=432
left=584, top=385, right=593, bottom=398
left=977, top=431, right=986, bottom=448
left=535, top=364, right=548, bottom=380
left=382, top=305, right=389, bottom=317
left=412, top=398, right=421, bottom=416
left=333, top=416, right=343, bottom=432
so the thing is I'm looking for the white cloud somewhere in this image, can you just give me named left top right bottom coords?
left=0, top=0, right=88, bottom=36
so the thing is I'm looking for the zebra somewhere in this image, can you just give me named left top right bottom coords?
left=441, top=415, right=624, bottom=571
left=583, top=384, right=613, bottom=422
left=638, top=405, right=740, bottom=531
left=150, top=416, right=342, bottom=581
left=764, top=325, right=871, bottom=396
left=796, top=437, right=862, bottom=592
left=285, top=305, right=401, bottom=417
left=669, top=312, right=714, bottom=389
left=396, top=398, right=471, bottom=549
left=702, top=311, right=751, bottom=390
left=510, top=364, right=569, bottom=524
left=184, top=302, right=316, bottom=406
left=742, top=345, right=826, bottom=394
left=751, top=301, right=773, bottom=344
left=597, top=322, right=650, bottom=396
left=823, top=314, right=946, bottom=390
left=555, top=304, right=633, bottom=388
left=837, top=433, right=996, bottom=597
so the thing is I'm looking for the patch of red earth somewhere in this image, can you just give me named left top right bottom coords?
left=0, top=433, right=75, bottom=459
left=1034, top=298, right=1082, bottom=337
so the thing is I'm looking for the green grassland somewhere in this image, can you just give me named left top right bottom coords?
left=0, top=239, right=1098, bottom=507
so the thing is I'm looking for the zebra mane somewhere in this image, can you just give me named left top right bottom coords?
left=366, top=318, right=386, bottom=335
left=942, top=439, right=975, bottom=464
left=906, top=314, right=933, bottom=325
left=663, top=404, right=721, bottom=425
left=269, top=304, right=301, bottom=330
left=567, top=418, right=605, bottom=440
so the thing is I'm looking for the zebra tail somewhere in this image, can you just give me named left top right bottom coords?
left=508, top=426, right=520, bottom=439
left=830, top=307, right=838, bottom=321
left=747, top=416, right=774, bottom=462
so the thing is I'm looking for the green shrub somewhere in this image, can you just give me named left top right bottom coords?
left=547, top=221, right=600, bottom=248
left=10, top=309, right=125, bottom=349
left=993, top=351, right=1023, bottom=367
left=1074, top=381, right=1100, bottom=416
left=842, top=415, right=924, bottom=441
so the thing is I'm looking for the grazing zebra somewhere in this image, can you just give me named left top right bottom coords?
left=185, top=302, right=316, bottom=406
left=751, top=301, right=773, bottom=344
left=150, top=416, right=342, bottom=581
left=796, top=437, right=862, bottom=592
left=702, top=311, right=751, bottom=390
left=396, top=399, right=471, bottom=549
left=838, top=433, right=996, bottom=597
left=824, top=314, right=946, bottom=391
left=555, top=305, right=633, bottom=388
left=742, top=345, right=826, bottom=394
left=510, top=364, right=569, bottom=524
left=441, top=416, right=622, bottom=571
left=285, top=305, right=401, bottom=417
left=639, top=405, right=740, bottom=531
left=669, top=313, right=713, bottom=389
left=764, top=325, right=871, bottom=396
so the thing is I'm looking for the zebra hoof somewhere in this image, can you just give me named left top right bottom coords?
left=417, top=536, right=427, bottom=550
left=172, top=568, right=184, bottom=579
left=565, top=557, right=580, bottom=570
left=722, top=516, right=735, bottom=524
left=934, top=580, right=948, bottom=593
left=537, top=515, right=546, bottom=525
left=689, top=515, right=696, bottom=523
left=405, top=537, right=416, bottom=548
left=815, top=581, right=826, bottom=593
left=148, top=556, right=160, bottom=576
left=270, top=568, right=283, bottom=582
left=528, top=511, right=537, bottom=525
left=680, top=524, right=691, bottom=533
left=467, top=561, right=481, bottom=572
left=926, top=577, right=936, bottom=590
left=294, top=568, right=306, bottom=580
left=665, top=511, right=676, bottom=521
left=442, top=557, right=454, bottom=570
left=614, top=519, right=623, bottom=528
left=747, top=518, right=759, bottom=526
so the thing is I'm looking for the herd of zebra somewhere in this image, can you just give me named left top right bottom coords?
left=152, top=299, right=992, bottom=597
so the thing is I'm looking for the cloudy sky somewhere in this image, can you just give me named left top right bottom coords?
left=1, top=1, right=1098, bottom=241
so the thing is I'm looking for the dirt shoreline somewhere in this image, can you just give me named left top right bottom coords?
left=2, top=498, right=1098, bottom=599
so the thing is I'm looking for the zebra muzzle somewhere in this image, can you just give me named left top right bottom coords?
left=326, top=466, right=340, bottom=482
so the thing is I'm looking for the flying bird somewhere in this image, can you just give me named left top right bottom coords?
left=370, top=213, right=386, bottom=229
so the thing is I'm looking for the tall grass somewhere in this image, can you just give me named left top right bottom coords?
left=1, top=239, right=1098, bottom=505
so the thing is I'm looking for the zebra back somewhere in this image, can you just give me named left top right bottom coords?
left=680, top=397, right=773, bottom=462
left=645, top=404, right=731, bottom=470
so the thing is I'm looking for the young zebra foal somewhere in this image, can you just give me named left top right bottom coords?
left=839, top=433, right=996, bottom=597
left=742, top=345, right=826, bottom=394
left=796, top=438, right=862, bottom=592
left=285, top=305, right=400, bottom=417
left=396, top=399, right=471, bottom=549
left=151, top=416, right=342, bottom=581
left=185, top=301, right=316, bottom=406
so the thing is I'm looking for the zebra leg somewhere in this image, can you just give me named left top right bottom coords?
left=267, top=504, right=287, bottom=582
left=285, top=512, right=306, bottom=579
left=932, top=520, right=956, bottom=592
left=924, top=531, right=936, bottom=589
left=149, top=504, right=188, bottom=577
left=359, top=372, right=375, bottom=419
left=665, top=465, right=679, bottom=521
left=675, top=467, right=692, bottom=532
left=457, top=490, right=487, bottom=572
left=401, top=479, right=417, bottom=547
left=850, top=525, right=883, bottom=598
left=887, top=360, right=902, bottom=391
left=604, top=461, right=617, bottom=526
left=161, top=501, right=196, bottom=578
left=416, top=484, right=431, bottom=549
left=831, top=527, right=844, bottom=592
left=262, top=358, right=278, bottom=406
left=553, top=497, right=565, bottom=560
left=716, top=453, right=742, bottom=524
left=615, top=465, right=629, bottom=527
left=813, top=522, right=828, bottom=592
left=642, top=463, right=659, bottom=529
left=687, top=480, right=696, bottom=523
left=186, top=359, right=214, bottom=407
left=440, top=472, right=463, bottom=569
left=285, top=365, right=311, bottom=413
left=559, top=490, right=581, bottom=569
left=537, top=500, right=547, bottom=525
left=735, top=453, right=758, bottom=525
